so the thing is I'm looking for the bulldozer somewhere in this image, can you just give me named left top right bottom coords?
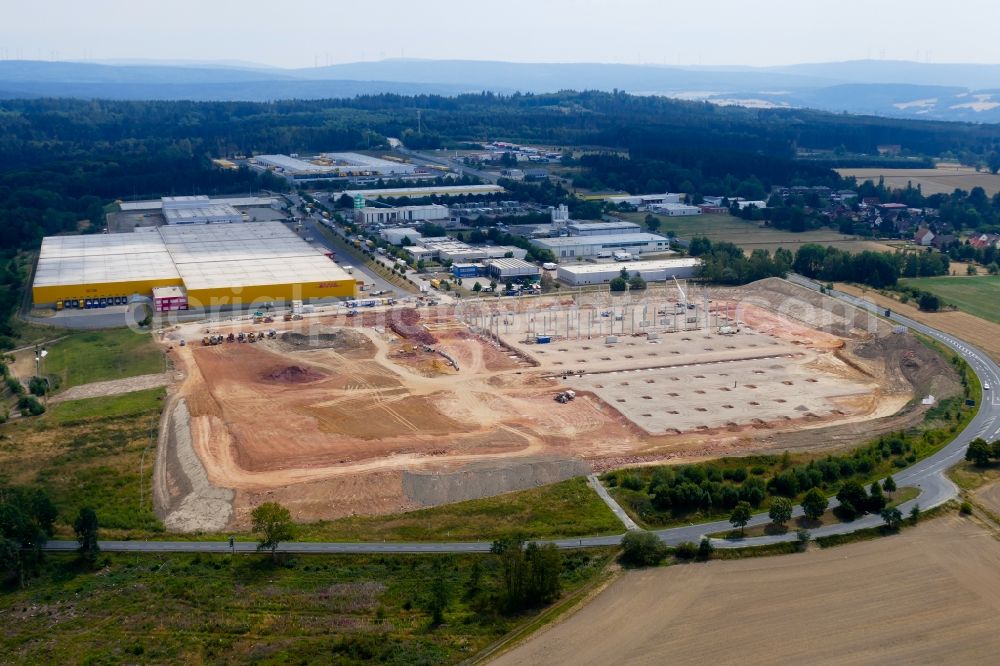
left=227, top=332, right=235, bottom=343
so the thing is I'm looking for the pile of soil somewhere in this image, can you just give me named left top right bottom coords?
left=388, top=308, right=437, bottom=346
left=261, top=365, right=327, bottom=384
left=854, top=333, right=960, bottom=398
left=280, top=330, right=375, bottom=356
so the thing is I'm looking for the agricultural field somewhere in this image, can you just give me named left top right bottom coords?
left=900, top=275, right=1000, bottom=324
left=838, top=164, right=1000, bottom=196
left=622, top=212, right=895, bottom=254
left=496, top=514, right=1000, bottom=665
left=835, top=282, right=1000, bottom=364
left=0, top=548, right=614, bottom=664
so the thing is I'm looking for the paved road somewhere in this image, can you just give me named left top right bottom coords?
left=42, top=277, right=999, bottom=554
left=397, top=147, right=501, bottom=184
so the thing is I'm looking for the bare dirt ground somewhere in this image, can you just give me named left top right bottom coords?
left=49, top=372, right=171, bottom=404
left=156, top=279, right=954, bottom=529
left=494, top=515, right=1000, bottom=665
left=975, top=479, right=1000, bottom=517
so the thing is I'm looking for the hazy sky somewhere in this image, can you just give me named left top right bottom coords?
left=2, top=0, right=999, bottom=68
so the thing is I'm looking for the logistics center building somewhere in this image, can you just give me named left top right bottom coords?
left=32, top=221, right=357, bottom=309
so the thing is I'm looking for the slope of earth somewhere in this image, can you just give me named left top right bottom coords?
left=494, top=515, right=1000, bottom=665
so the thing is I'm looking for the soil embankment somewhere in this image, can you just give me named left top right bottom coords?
left=153, top=397, right=234, bottom=532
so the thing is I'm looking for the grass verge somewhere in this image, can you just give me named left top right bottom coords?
left=40, top=328, right=164, bottom=390
left=293, top=477, right=623, bottom=543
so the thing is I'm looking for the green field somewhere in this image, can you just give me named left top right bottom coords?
left=0, top=388, right=166, bottom=534
left=293, top=477, right=624, bottom=543
left=36, top=328, right=164, bottom=390
left=900, top=275, right=1000, bottom=324
left=0, top=549, right=613, bottom=664
left=623, top=212, right=895, bottom=255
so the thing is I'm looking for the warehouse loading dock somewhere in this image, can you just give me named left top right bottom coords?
left=32, top=221, right=357, bottom=311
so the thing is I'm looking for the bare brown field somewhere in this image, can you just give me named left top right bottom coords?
left=157, top=280, right=951, bottom=528
left=837, top=165, right=1000, bottom=196
left=494, top=515, right=1000, bottom=666
left=835, top=282, right=1000, bottom=364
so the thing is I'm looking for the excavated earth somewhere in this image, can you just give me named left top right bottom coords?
left=154, top=279, right=960, bottom=530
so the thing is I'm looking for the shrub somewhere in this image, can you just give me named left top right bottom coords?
left=696, top=538, right=714, bottom=561
left=619, top=474, right=643, bottom=491
left=960, top=501, right=973, bottom=515
left=620, top=531, right=668, bottom=567
left=17, top=395, right=45, bottom=416
left=674, top=541, right=698, bottom=560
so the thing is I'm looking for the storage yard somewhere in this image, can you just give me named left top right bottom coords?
left=32, top=221, right=357, bottom=309
left=154, top=278, right=946, bottom=530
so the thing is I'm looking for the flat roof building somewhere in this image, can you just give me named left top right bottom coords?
left=354, top=204, right=449, bottom=226
left=565, top=221, right=641, bottom=236
left=119, top=195, right=279, bottom=212
left=485, top=258, right=541, bottom=281
left=342, top=184, right=504, bottom=200
left=380, top=227, right=423, bottom=246
left=556, top=258, right=701, bottom=286
left=647, top=203, right=702, bottom=217
left=33, top=221, right=356, bottom=308
left=604, top=193, right=682, bottom=207
left=531, top=233, right=670, bottom=259
left=254, top=152, right=418, bottom=181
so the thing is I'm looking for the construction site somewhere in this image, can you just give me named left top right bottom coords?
left=153, top=278, right=961, bottom=532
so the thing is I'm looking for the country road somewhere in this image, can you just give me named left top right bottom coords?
left=42, top=276, right=1000, bottom=554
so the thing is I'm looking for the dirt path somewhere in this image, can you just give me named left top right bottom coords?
left=49, top=372, right=172, bottom=404
left=494, top=515, right=1000, bottom=665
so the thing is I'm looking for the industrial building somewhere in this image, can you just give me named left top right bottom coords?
left=604, top=193, right=682, bottom=207
left=565, top=221, right=641, bottom=236
left=647, top=203, right=702, bottom=217
left=485, top=258, right=541, bottom=281
left=354, top=204, right=450, bottom=226
left=556, top=258, right=701, bottom=286
left=380, top=227, right=423, bottom=246
left=162, top=196, right=244, bottom=225
left=253, top=152, right=417, bottom=181
left=342, top=184, right=504, bottom=199
left=531, top=233, right=670, bottom=259
left=32, top=221, right=356, bottom=309
left=118, top=195, right=279, bottom=212
left=414, top=239, right=527, bottom=263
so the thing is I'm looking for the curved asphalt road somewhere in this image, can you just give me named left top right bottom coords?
left=43, top=277, right=1000, bottom=554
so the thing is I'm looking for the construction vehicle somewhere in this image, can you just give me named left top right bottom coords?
left=554, top=390, right=576, bottom=403
left=253, top=317, right=264, bottom=324
left=227, top=332, right=236, bottom=342
left=238, top=332, right=246, bottom=342
left=263, top=316, right=274, bottom=323
left=267, top=329, right=277, bottom=339
left=283, top=313, right=293, bottom=322
left=247, top=332, right=256, bottom=343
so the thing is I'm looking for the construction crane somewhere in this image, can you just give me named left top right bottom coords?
left=672, top=275, right=689, bottom=310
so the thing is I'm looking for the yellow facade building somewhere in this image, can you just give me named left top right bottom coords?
left=33, top=221, right=357, bottom=308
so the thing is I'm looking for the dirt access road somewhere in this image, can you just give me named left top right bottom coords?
left=495, top=515, right=1000, bottom=665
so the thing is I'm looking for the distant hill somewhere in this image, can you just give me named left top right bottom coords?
left=3, top=58, right=1000, bottom=121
